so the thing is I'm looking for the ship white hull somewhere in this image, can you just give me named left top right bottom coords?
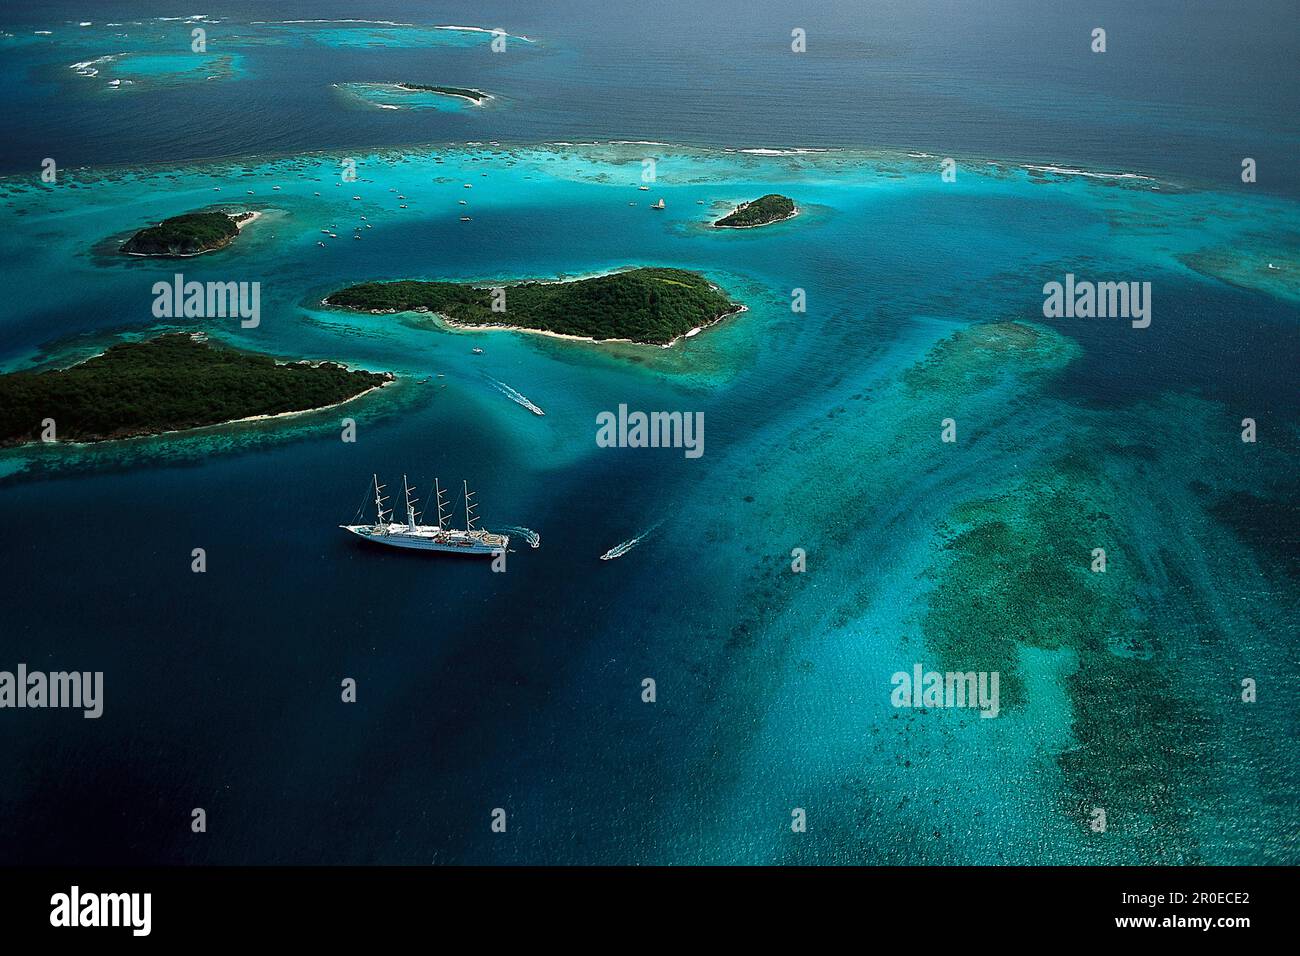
left=341, top=524, right=507, bottom=555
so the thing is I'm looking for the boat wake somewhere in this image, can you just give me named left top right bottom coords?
left=487, top=377, right=545, bottom=416
left=599, top=523, right=660, bottom=561
left=502, top=525, right=541, bottom=548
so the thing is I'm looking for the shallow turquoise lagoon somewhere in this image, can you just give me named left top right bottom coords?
left=0, top=137, right=1295, bottom=863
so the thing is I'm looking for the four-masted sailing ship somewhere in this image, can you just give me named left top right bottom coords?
left=341, top=475, right=509, bottom=555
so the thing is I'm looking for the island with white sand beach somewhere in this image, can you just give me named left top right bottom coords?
left=713, top=193, right=797, bottom=228
left=323, top=267, right=744, bottom=346
left=0, top=333, right=392, bottom=446
left=121, top=210, right=261, bottom=257
left=393, top=83, right=492, bottom=105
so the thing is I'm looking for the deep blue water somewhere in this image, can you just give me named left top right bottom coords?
left=2, top=0, right=1298, bottom=194
left=0, top=2, right=1296, bottom=865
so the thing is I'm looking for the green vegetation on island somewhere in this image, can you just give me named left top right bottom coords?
left=714, top=194, right=797, bottom=228
left=325, top=267, right=743, bottom=345
left=121, top=211, right=249, bottom=257
left=395, top=83, right=489, bottom=104
left=0, top=333, right=391, bottom=446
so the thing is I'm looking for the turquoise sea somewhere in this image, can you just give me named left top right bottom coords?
left=0, top=2, right=1296, bottom=864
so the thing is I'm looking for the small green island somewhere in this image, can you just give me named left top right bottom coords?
left=325, top=267, right=743, bottom=345
left=394, top=83, right=491, bottom=105
left=121, top=210, right=256, bottom=257
left=714, top=194, right=798, bottom=228
left=0, top=333, right=391, bottom=446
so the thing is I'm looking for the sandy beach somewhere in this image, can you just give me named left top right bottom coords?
left=430, top=304, right=748, bottom=348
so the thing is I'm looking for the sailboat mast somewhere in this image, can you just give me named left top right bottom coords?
left=403, top=474, right=418, bottom=530
left=372, top=474, right=391, bottom=527
left=434, top=478, right=451, bottom=530
left=464, top=479, right=480, bottom=533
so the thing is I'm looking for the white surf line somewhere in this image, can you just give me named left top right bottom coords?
left=250, top=19, right=416, bottom=26
left=435, top=25, right=535, bottom=42
left=1021, top=163, right=1157, bottom=182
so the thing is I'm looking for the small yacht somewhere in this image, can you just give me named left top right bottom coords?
left=638, top=185, right=649, bottom=191
left=472, top=347, right=484, bottom=354
left=651, top=198, right=665, bottom=210
left=460, top=216, right=472, bottom=222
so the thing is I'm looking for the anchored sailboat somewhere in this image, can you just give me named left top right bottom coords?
left=341, top=475, right=510, bottom=555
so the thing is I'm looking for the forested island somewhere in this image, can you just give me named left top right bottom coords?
left=394, top=83, right=490, bottom=104
left=0, top=334, right=391, bottom=445
left=714, top=194, right=797, bottom=228
left=121, top=211, right=254, bottom=257
left=325, top=267, right=742, bottom=345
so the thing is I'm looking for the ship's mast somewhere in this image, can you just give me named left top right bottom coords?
left=434, top=478, right=452, bottom=530
left=402, top=474, right=420, bottom=531
left=372, top=474, right=392, bottom=528
left=464, top=480, right=480, bottom=533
